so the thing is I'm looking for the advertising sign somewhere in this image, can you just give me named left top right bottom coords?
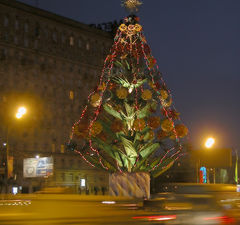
left=8, top=156, right=14, bottom=178
left=23, top=157, right=53, bottom=178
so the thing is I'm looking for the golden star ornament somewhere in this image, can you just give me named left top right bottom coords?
left=122, top=0, right=143, bottom=12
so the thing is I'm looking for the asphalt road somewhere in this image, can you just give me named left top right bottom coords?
left=0, top=194, right=146, bottom=225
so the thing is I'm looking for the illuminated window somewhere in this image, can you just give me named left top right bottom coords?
left=69, top=90, right=74, bottom=100
left=12, top=187, right=18, bottom=195
left=86, top=42, right=90, bottom=50
left=80, top=178, right=86, bottom=187
left=69, top=36, right=74, bottom=46
left=60, top=144, right=64, bottom=153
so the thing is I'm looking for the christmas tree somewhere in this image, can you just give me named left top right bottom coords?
left=67, top=13, right=188, bottom=180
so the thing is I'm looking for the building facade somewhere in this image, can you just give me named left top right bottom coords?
left=0, top=0, right=113, bottom=194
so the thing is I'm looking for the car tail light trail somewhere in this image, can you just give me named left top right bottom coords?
left=204, top=216, right=235, bottom=224
left=132, top=215, right=176, bottom=221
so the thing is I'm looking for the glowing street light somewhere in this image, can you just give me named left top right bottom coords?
left=15, top=106, right=27, bottom=119
left=18, top=107, right=27, bottom=115
left=205, top=137, right=215, bottom=148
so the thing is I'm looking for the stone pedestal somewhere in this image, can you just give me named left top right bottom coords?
left=109, top=172, right=150, bottom=199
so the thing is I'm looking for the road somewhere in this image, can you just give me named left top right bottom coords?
left=0, top=194, right=146, bottom=225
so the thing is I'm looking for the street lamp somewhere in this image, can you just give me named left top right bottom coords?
left=204, top=137, right=215, bottom=183
left=205, top=137, right=215, bottom=149
left=15, top=106, right=27, bottom=119
left=4, top=106, right=27, bottom=193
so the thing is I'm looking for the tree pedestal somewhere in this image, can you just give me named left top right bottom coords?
left=109, top=172, right=150, bottom=199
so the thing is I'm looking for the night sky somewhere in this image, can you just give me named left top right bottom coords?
left=18, top=0, right=240, bottom=151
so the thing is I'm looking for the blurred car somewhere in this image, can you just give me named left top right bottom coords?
left=132, top=183, right=239, bottom=225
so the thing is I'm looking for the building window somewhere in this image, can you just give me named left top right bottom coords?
left=35, top=23, right=40, bottom=37
left=34, top=39, right=38, bottom=49
left=0, top=48, right=7, bottom=61
left=78, top=39, right=82, bottom=48
left=61, top=34, right=65, bottom=44
left=60, top=144, right=64, bottom=153
left=69, top=159, right=74, bottom=168
left=69, top=173, right=73, bottom=182
left=69, top=90, right=74, bottom=100
left=86, top=42, right=90, bottom=50
left=14, top=36, right=18, bottom=45
left=24, top=22, right=29, bottom=33
left=3, top=32, right=8, bottom=42
left=24, top=38, right=29, bottom=47
left=61, top=173, right=65, bottom=181
left=15, top=19, right=19, bottom=30
left=61, top=158, right=65, bottom=168
left=44, top=28, right=49, bottom=39
left=34, top=142, right=38, bottom=149
left=52, top=31, right=57, bottom=42
left=80, top=178, right=86, bottom=187
left=4, top=16, right=9, bottom=27
left=69, top=36, right=74, bottom=46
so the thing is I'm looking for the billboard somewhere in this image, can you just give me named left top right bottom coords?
left=8, top=156, right=14, bottom=178
left=23, top=157, right=53, bottom=178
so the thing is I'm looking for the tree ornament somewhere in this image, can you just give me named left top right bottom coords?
left=111, top=120, right=123, bottom=133
left=148, top=116, right=161, bottom=129
left=174, top=124, right=188, bottom=138
left=160, top=89, right=168, bottom=100
left=141, top=89, right=152, bottom=100
left=116, top=87, right=128, bottom=99
left=148, top=81, right=156, bottom=89
left=162, top=98, right=172, bottom=108
left=147, top=130, right=155, bottom=140
left=98, top=82, right=106, bottom=91
left=122, top=0, right=143, bottom=13
left=90, top=93, right=101, bottom=107
left=90, top=121, right=103, bottom=136
left=166, top=109, right=180, bottom=120
left=161, top=119, right=174, bottom=132
left=134, top=24, right=142, bottom=32
left=148, top=56, right=157, bottom=69
left=133, top=118, right=145, bottom=131
left=157, top=130, right=168, bottom=140
left=119, top=24, right=127, bottom=32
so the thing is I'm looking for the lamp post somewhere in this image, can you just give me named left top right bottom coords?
left=204, top=137, right=215, bottom=183
left=4, top=106, right=27, bottom=193
left=205, top=137, right=215, bottom=149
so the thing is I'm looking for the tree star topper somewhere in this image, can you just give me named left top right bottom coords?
left=122, top=0, right=143, bottom=12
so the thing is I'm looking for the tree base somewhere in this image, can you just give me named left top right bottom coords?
left=109, top=172, right=150, bottom=199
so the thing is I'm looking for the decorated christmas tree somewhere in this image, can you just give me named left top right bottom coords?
left=67, top=1, right=188, bottom=198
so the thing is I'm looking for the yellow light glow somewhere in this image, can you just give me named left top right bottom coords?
left=205, top=137, right=215, bottom=148
left=16, top=112, right=22, bottom=119
left=18, top=107, right=27, bottom=115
